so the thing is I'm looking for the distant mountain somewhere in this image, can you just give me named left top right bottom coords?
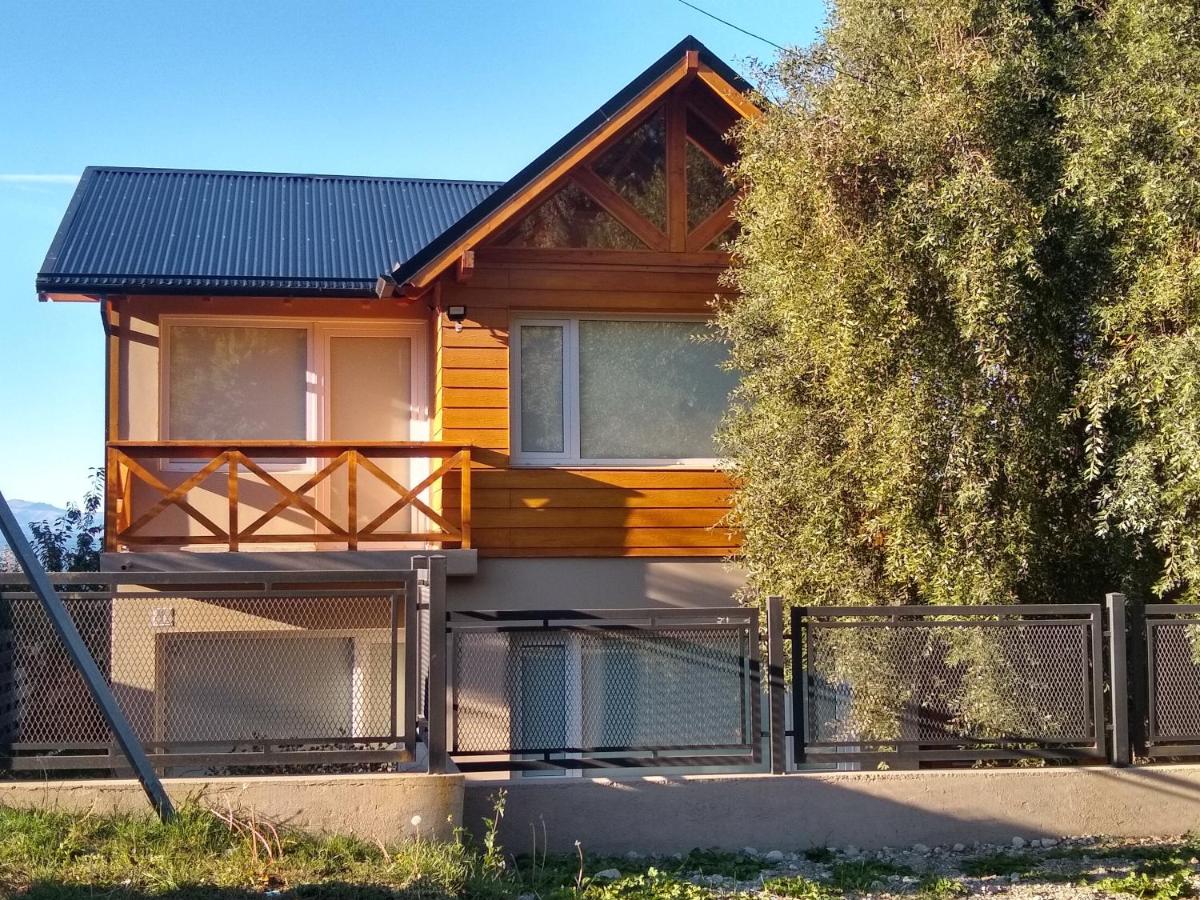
left=1, top=499, right=68, bottom=547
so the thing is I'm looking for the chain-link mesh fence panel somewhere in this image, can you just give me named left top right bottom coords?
left=794, top=606, right=1104, bottom=761
left=1, top=589, right=405, bottom=771
left=1149, top=621, right=1200, bottom=742
left=451, top=616, right=756, bottom=762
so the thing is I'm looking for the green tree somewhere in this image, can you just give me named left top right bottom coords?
left=27, top=469, right=104, bottom=573
left=720, top=0, right=1109, bottom=612
left=1067, top=1, right=1200, bottom=602
left=719, top=0, right=1199, bottom=735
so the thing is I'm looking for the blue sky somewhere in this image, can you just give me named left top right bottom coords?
left=0, top=0, right=823, bottom=507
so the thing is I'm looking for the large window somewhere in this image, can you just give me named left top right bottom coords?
left=511, top=315, right=736, bottom=466
left=166, top=323, right=309, bottom=441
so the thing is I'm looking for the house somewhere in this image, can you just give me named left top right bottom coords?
left=31, top=37, right=759, bottom=772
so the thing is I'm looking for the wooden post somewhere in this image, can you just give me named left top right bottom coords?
left=666, top=94, right=688, bottom=252
left=226, top=454, right=239, bottom=552
left=766, top=596, right=787, bottom=773
left=347, top=450, right=359, bottom=551
left=458, top=447, right=472, bottom=550
left=104, top=446, right=119, bottom=552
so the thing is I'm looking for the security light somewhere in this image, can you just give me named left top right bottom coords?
left=446, top=305, right=468, bottom=333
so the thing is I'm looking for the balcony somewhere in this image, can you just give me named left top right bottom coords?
left=105, top=441, right=472, bottom=552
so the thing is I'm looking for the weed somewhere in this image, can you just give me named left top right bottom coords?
left=917, top=874, right=968, bottom=899
left=959, top=852, right=1033, bottom=877
left=585, top=867, right=710, bottom=900
left=1095, top=863, right=1194, bottom=900
left=764, top=874, right=838, bottom=899
left=828, top=859, right=913, bottom=892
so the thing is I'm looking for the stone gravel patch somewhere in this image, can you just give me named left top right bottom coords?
left=599, top=834, right=1200, bottom=899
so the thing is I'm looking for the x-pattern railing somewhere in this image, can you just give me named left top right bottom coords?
left=106, top=441, right=472, bottom=551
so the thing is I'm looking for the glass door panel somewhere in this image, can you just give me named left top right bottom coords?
left=326, top=334, right=413, bottom=537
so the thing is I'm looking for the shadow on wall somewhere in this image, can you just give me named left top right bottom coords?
left=463, top=766, right=1200, bottom=855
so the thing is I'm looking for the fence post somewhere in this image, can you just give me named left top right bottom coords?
left=766, top=596, right=787, bottom=773
left=422, top=555, right=449, bottom=773
left=1107, top=592, right=1132, bottom=767
left=1126, top=596, right=1149, bottom=757
left=791, top=606, right=806, bottom=766
left=401, top=573, right=418, bottom=759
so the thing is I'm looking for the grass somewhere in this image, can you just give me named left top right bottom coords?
left=0, top=802, right=781, bottom=900
left=0, top=804, right=481, bottom=900
left=763, top=875, right=838, bottom=899
left=4, top=802, right=1199, bottom=900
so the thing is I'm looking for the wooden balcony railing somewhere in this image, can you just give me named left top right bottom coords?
left=105, top=441, right=472, bottom=552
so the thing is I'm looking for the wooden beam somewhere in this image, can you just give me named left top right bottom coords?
left=473, top=247, right=730, bottom=269
left=571, top=168, right=669, bottom=251
left=687, top=194, right=738, bottom=252
left=666, top=94, right=688, bottom=252
left=697, top=65, right=762, bottom=121
left=455, top=250, right=476, bottom=284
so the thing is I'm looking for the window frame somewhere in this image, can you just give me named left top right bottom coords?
left=158, top=315, right=429, bottom=474
left=509, top=312, right=729, bottom=469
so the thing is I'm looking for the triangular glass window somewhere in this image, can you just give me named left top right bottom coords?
left=590, top=111, right=668, bottom=230
left=496, top=182, right=644, bottom=250
left=687, top=140, right=734, bottom=230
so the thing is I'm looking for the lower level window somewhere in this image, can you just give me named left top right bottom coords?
left=512, top=315, right=736, bottom=466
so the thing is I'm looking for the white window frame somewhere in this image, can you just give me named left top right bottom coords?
left=509, top=312, right=727, bottom=468
left=159, top=316, right=428, bottom=474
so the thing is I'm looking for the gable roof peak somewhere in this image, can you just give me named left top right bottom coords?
left=383, top=35, right=755, bottom=294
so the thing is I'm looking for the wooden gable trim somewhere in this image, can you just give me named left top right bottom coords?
left=697, top=63, right=761, bottom=121
left=398, top=58, right=753, bottom=292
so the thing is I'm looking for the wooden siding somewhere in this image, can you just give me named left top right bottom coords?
left=435, top=257, right=739, bottom=558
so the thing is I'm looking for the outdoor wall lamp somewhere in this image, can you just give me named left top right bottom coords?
left=446, top=305, right=468, bottom=333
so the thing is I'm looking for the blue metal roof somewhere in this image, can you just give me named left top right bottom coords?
left=37, top=167, right=501, bottom=297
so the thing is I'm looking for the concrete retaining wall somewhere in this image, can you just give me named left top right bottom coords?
left=12, top=765, right=1200, bottom=853
left=0, top=773, right=464, bottom=844
left=464, top=767, right=1200, bottom=855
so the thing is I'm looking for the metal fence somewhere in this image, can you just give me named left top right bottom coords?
left=788, top=604, right=1108, bottom=765
left=445, top=607, right=761, bottom=772
left=0, top=570, right=420, bottom=773
left=16, top=562, right=1200, bottom=779
left=1142, top=603, right=1200, bottom=759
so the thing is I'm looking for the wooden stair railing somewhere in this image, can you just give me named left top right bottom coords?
left=104, top=441, right=472, bottom=552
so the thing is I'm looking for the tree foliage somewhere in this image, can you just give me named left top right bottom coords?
left=720, top=0, right=1200, bottom=609
left=26, top=469, right=104, bottom=573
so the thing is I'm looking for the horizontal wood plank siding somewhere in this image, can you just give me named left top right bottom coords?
left=433, top=259, right=738, bottom=558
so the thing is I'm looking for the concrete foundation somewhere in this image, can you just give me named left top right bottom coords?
left=0, top=772, right=464, bottom=844
left=464, top=766, right=1200, bottom=855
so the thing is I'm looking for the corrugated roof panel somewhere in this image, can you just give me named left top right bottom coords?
left=37, top=167, right=501, bottom=296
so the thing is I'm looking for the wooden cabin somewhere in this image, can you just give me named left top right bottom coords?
left=37, top=36, right=754, bottom=611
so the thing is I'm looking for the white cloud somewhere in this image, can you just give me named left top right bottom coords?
left=0, top=174, right=79, bottom=185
